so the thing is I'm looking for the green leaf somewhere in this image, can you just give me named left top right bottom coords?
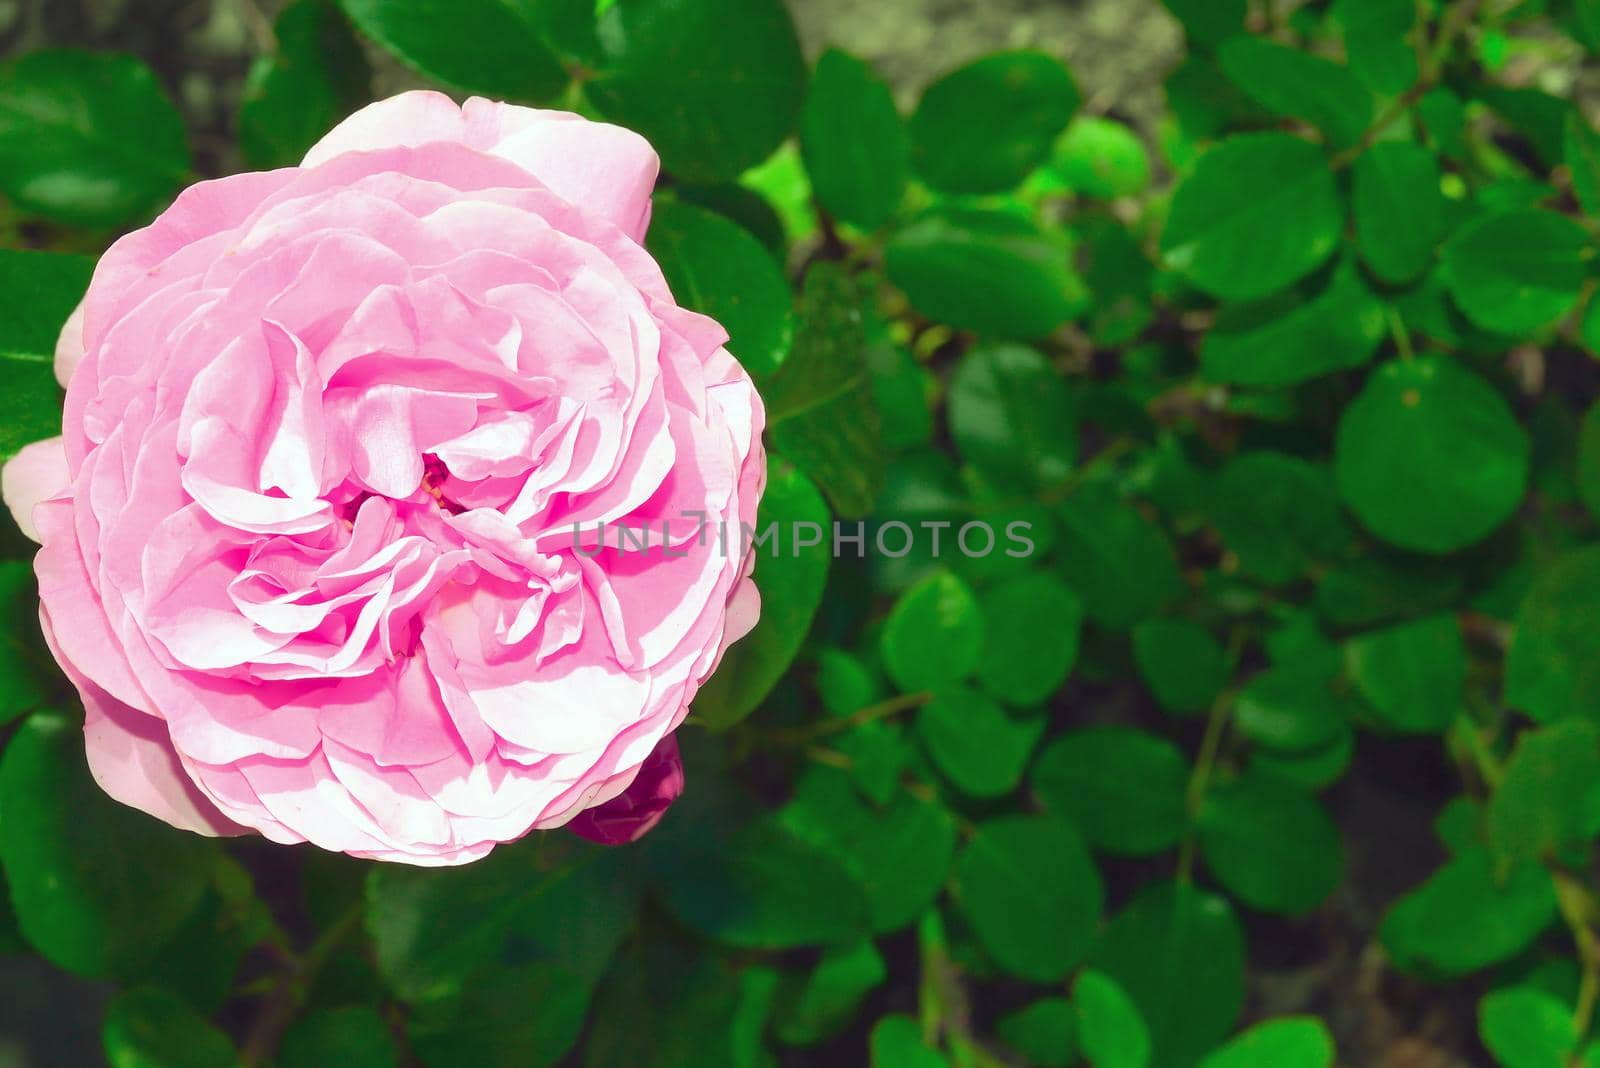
left=1344, top=613, right=1465, bottom=734
left=648, top=813, right=868, bottom=950
left=1580, top=400, right=1600, bottom=522
left=947, top=344, right=1076, bottom=491
left=909, top=51, right=1079, bottom=194
left=1056, top=485, right=1183, bottom=630
left=585, top=939, right=764, bottom=1068
left=1479, top=986, right=1578, bottom=1068
left=1198, top=770, right=1344, bottom=915
left=780, top=765, right=957, bottom=934
left=1032, top=727, right=1190, bottom=856
left=773, top=939, right=886, bottom=1046
left=999, top=998, right=1077, bottom=1068
left=1199, top=259, right=1386, bottom=387
left=1233, top=662, right=1347, bottom=753
left=1090, top=881, right=1246, bottom=1068
left=102, top=987, right=236, bottom=1068
left=764, top=263, right=885, bottom=517
left=1132, top=619, right=1229, bottom=716
left=1049, top=117, right=1151, bottom=199
left=646, top=199, right=793, bottom=379
left=800, top=50, right=907, bottom=230
left=590, top=0, right=807, bottom=182
left=917, top=685, right=1045, bottom=799
left=1337, top=0, right=1420, bottom=95
left=880, top=570, right=985, bottom=694
left=1210, top=451, right=1352, bottom=584
left=1161, top=0, right=1247, bottom=47
left=338, top=0, right=566, bottom=100
left=977, top=572, right=1082, bottom=705
left=281, top=1007, right=400, bottom=1068
left=956, top=815, right=1104, bottom=982
left=693, top=466, right=830, bottom=729
left=1197, top=1018, right=1335, bottom=1068
left=1487, top=720, right=1600, bottom=864
left=1441, top=210, right=1589, bottom=336
left=1217, top=36, right=1371, bottom=148
left=1161, top=133, right=1342, bottom=302
left=1380, top=845, right=1557, bottom=976
left=1074, top=970, right=1152, bottom=1068
left=1568, top=112, right=1600, bottom=219
left=369, top=846, right=636, bottom=1008
left=0, top=715, right=216, bottom=978
left=1334, top=357, right=1529, bottom=554
left=870, top=1015, right=948, bottom=1068
left=239, top=0, right=370, bottom=169
left=1353, top=142, right=1446, bottom=285
left=0, top=249, right=91, bottom=463
left=885, top=208, right=1086, bottom=339
left=1506, top=545, right=1600, bottom=724
left=0, top=49, right=190, bottom=227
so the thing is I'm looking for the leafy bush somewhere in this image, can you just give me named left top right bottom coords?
left=1, top=0, right=1600, bottom=1065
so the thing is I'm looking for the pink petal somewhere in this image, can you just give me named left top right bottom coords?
left=2, top=437, right=68, bottom=543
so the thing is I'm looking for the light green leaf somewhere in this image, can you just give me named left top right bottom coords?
left=1479, top=986, right=1577, bottom=1068
left=1198, top=1017, right=1335, bottom=1068
left=1074, top=970, right=1151, bottom=1068
left=1050, top=117, right=1150, bottom=198
left=881, top=570, right=985, bottom=694
left=1380, top=845, right=1557, bottom=976
left=917, top=685, right=1045, bottom=799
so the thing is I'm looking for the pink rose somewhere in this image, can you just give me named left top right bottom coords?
left=567, top=734, right=684, bottom=846
left=1, top=91, right=766, bottom=866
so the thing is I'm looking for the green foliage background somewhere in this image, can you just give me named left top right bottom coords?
left=2, top=0, right=1600, bottom=1065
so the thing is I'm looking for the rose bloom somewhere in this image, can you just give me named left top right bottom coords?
left=0, top=92, right=765, bottom=865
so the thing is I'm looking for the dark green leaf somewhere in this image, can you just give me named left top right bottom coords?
left=1033, top=727, right=1190, bottom=856
left=1334, top=357, right=1529, bottom=554
left=1056, top=485, right=1183, bottom=630
left=956, top=815, right=1104, bottom=982
left=1132, top=619, right=1229, bottom=716
left=0, top=715, right=216, bottom=978
left=1337, top=0, right=1419, bottom=95
left=1344, top=614, right=1465, bottom=734
left=1568, top=112, right=1600, bottom=219
left=999, top=998, right=1077, bottom=1068
left=773, top=939, right=886, bottom=1046
left=1441, top=210, right=1589, bottom=336
left=910, top=51, right=1079, bottom=194
left=1198, top=770, right=1344, bottom=915
left=1487, top=720, right=1600, bottom=864
left=1353, top=142, right=1446, bottom=285
left=1160, top=0, right=1248, bottom=47
left=240, top=0, right=370, bottom=169
left=870, top=1015, right=948, bottom=1068
left=880, top=570, right=985, bottom=694
left=1380, top=845, right=1557, bottom=976
left=1161, top=133, right=1342, bottom=302
left=647, top=199, right=793, bottom=379
left=886, top=208, right=1086, bottom=339
left=801, top=50, right=907, bottom=230
left=765, top=263, right=884, bottom=517
left=947, top=344, right=1076, bottom=491
left=917, top=685, right=1045, bottom=799
left=1199, top=259, right=1386, bottom=387
left=1210, top=451, right=1352, bottom=584
left=281, top=1007, right=400, bottom=1068
left=102, top=987, right=236, bottom=1068
left=1090, top=881, right=1246, bottom=1068
left=1506, top=545, right=1600, bottom=724
left=694, top=467, right=830, bottom=729
left=590, top=0, right=807, bottom=182
left=0, top=50, right=189, bottom=226
left=1233, top=663, right=1347, bottom=752
left=977, top=572, right=1082, bottom=705
left=338, top=0, right=566, bottom=100
left=780, top=766, right=957, bottom=934
left=1217, top=36, right=1371, bottom=148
